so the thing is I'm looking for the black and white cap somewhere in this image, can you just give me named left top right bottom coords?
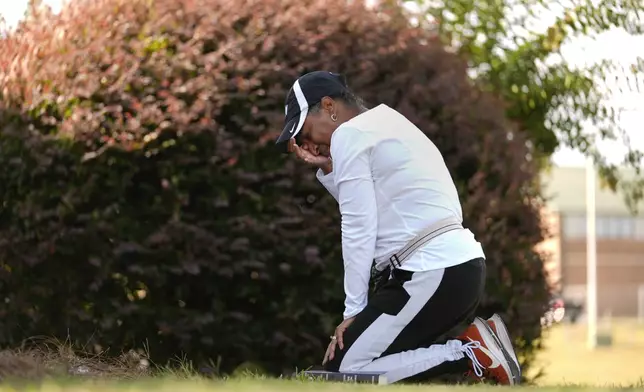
left=275, top=71, right=349, bottom=147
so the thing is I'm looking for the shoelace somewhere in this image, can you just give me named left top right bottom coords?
left=461, top=341, right=484, bottom=377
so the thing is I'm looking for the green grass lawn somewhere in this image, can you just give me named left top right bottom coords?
left=2, top=320, right=643, bottom=391
left=0, top=378, right=639, bottom=392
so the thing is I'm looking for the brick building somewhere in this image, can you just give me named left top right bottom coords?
left=539, top=166, right=644, bottom=319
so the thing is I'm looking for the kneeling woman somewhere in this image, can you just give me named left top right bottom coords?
left=275, top=71, right=521, bottom=385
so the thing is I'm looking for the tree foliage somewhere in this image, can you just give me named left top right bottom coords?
left=407, top=0, right=644, bottom=212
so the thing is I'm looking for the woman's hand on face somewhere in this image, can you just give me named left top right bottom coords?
left=288, top=139, right=332, bottom=173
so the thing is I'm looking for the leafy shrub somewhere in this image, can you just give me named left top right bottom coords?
left=0, top=0, right=550, bottom=377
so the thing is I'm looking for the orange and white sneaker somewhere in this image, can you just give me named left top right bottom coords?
left=487, top=314, right=520, bottom=379
left=458, top=317, right=521, bottom=385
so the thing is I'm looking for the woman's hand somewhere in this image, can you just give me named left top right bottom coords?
left=322, top=316, right=356, bottom=365
left=288, top=139, right=332, bottom=174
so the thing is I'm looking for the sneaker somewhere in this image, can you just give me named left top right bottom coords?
left=458, top=317, right=520, bottom=385
left=487, top=313, right=521, bottom=378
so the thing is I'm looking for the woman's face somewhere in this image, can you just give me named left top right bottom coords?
left=296, top=98, right=339, bottom=157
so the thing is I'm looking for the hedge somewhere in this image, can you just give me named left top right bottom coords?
left=0, top=0, right=551, bottom=378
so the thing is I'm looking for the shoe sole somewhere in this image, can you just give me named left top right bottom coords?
left=477, top=317, right=521, bottom=385
left=489, top=314, right=521, bottom=380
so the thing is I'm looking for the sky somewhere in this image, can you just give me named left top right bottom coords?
left=1, top=0, right=642, bottom=168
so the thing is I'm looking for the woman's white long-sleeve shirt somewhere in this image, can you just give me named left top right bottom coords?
left=316, top=104, right=485, bottom=320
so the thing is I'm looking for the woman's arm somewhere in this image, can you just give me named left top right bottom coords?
left=331, top=127, right=378, bottom=319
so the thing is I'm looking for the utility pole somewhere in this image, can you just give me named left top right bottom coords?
left=586, top=157, right=598, bottom=350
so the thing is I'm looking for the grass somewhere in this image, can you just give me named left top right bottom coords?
left=1, top=320, right=643, bottom=390
left=529, top=318, right=644, bottom=387
left=0, top=377, right=640, bottom=392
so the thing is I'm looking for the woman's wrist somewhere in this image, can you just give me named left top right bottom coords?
left=320, top=162, right=333, bottom=175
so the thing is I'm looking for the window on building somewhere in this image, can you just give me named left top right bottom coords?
left=595, top=216, right=608, bottom=238
left=635, top=218, right=644, bottom=240
left=562, top=214, right=640, bottom=240
left=610, top=216, right=635, bottom=238
left=562, top=214, right=586, bottom=239
left=597, top=215, right=636, bottom=239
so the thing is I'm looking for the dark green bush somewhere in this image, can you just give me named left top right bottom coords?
left=0, top=0, right=550, bottom=377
